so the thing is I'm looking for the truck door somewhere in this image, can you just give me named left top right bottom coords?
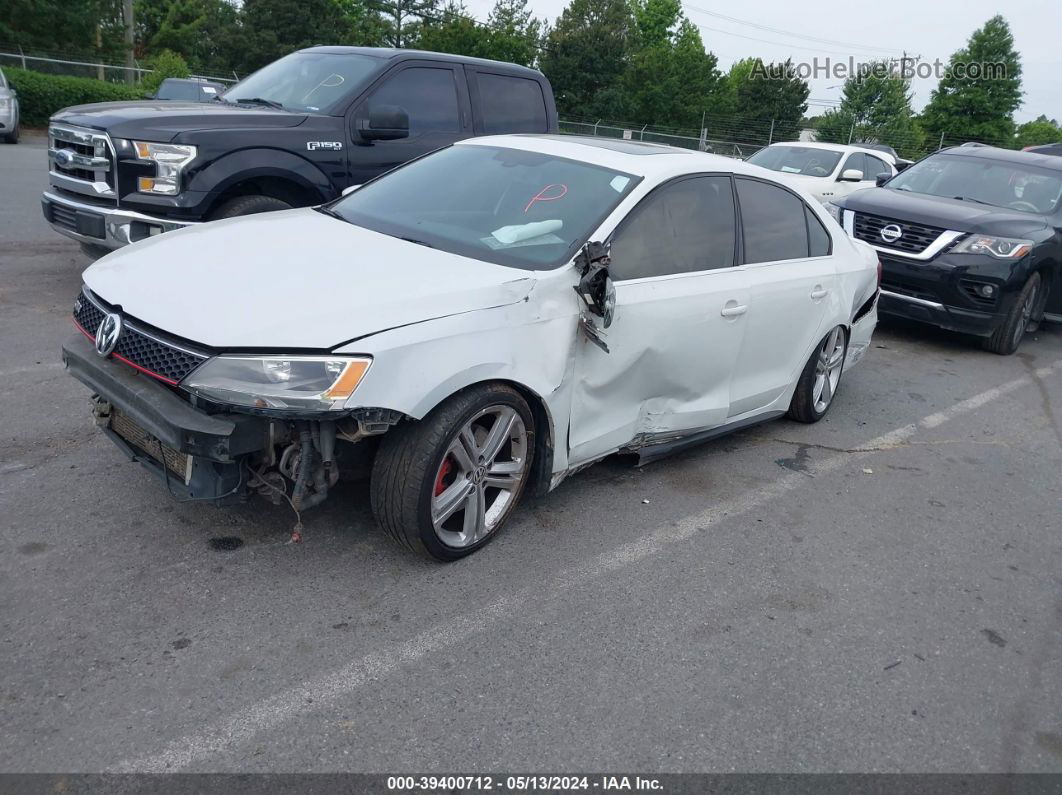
left=345, top=61, right=473, bottom=187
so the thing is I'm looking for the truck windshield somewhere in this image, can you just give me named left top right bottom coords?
left=747, top=146, right=843, bottom=177
left=327, top=144, right=640, bottom=270
left=888, top=153, right=1062, bottom=215
left=222, top=52, right=382, bottom=113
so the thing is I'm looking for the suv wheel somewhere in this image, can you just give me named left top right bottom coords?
left=3, top=123, right=18, bottom=144
left=209, top=195, right=292, bottom=220
left=983, top=272, right=1040, bottom=355
left=370, top=384, right=534, bottom=561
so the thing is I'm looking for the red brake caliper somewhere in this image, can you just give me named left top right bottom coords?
left=434, top=456, right=453, bottom=496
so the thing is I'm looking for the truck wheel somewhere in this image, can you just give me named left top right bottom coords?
left=983, top=272, right=1040, bottom=355
left=370, top=384, right=534, bottom=561
left=209, top=195, right=292, bottom=220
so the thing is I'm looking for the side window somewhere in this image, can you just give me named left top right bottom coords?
left=736, top=178, right=810, bottom=263
left=610, top=176, right=736, bottom=280
left=806, top=206, right=831, bottom=257
left=367, top=67, right=460, bottom=134
left=841, top=153, right=866, bottom=178
left=867, top=155, right=891, bottom=179
left=476, top=73, right=548, bottom=134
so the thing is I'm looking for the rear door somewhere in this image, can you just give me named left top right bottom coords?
left=345, top=61, right=473, bottom=186
left=568, top=175, right=751, bottom=465
left=464, top=68, right=552, bottom=135
left=726, top=177, right=839, bottom=417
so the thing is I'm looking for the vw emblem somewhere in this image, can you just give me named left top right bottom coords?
left=54, top=149, right=75, bottom=168
left=880, top=224, right=903, bottom=243
left=95, top=313, right=123, bottom=358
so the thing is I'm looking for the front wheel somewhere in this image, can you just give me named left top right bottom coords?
left=983, top=272, right=1040, bottom=355
left=370, top=384, right=535, bottom=561
left=788, top=326, right=847, bottom=423
left=3, top=122, right=18, bottom=144
left=209, top=195, right=292, bottom=220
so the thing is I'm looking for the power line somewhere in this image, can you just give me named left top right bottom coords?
left=688, top=21, right=900, bottom=59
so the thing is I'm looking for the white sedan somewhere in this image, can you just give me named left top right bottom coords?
left=746, top=142, right=897, bottom=205
left=63, top=135, right=880, bottom=560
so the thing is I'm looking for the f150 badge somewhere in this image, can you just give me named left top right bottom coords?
left=307, top=141, right=343, bottom=151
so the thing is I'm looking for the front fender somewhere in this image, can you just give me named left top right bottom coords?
left=185, top=148, right=334, bottom=203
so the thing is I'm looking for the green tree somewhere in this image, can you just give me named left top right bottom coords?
left=1014, top=115, right=1061, bottom=149
left=370, top=0, right=438, bottom=47
left=485, top=0, right=542, bottom=67
left=920, top=15, right=1023, bottom=147
left=815, top=61, right=925, bottom=158
left=417, top=2, right=493, bottom=58
left=538, top=0, right=633, bottom=119
left=1, top=0, right=127, bottom=62
left=238, top=0, right=350, bottom=73
left=722, top=58, right=809, bottom=146
left=141, top=48, right=189, bottom=94
left=135, top=0, right=243, bottom=76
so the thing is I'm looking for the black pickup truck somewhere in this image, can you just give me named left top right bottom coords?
left=41, top=47, right=559, bottom=253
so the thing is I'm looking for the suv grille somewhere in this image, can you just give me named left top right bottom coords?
left=49, top=124, right=115, bottom=195
left=72, top=289, right=210, bottom=385
left=853, top=213, right=946, bottom=255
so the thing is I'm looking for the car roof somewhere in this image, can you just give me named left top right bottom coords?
left=457, top=134, right=789, bottom=180
left=763, top=140, right=897, bottom=162
left=299, top=46, right=546, bottom=79
left=938, top=144, right=1062, bottom=172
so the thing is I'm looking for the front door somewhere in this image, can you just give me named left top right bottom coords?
left=345, top=62, right=472, bottom=187
left=568, top=175, right=751, bottom=465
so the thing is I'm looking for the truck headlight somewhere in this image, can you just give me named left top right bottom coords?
left=184, top=355, right=372, bottom=411
left=952, top=235, right=1033, bottom=260
left=133, top=141, right=197, bottom=195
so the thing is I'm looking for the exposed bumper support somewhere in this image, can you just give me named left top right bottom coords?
left=41, top=190, right=196, bottom=250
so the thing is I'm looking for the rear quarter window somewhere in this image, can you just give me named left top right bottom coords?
left=476, top=73, right=548, bottom=134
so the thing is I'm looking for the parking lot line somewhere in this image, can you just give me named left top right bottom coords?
left=115, top=358, right=1062, bottom=772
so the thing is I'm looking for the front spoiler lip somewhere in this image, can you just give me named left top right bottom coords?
left=42, top=190, right=196, bottom=250
left=61, top=333, right=269, bottom=461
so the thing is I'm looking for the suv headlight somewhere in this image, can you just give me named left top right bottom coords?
left=184, top=355, right=372, bottom=411
left=0, top=98, right=10, bottom=110
left=133, top=141, right=197, bottom=195
left=952, top=235, right=1033, bottom=260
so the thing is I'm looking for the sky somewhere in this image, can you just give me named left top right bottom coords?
left=462, top=0, right=1061, bottom=124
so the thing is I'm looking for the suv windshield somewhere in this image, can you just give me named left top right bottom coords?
left=747, top=146, right=843, bottom=177
left=222, top=52, right=382, bottom=112
left=328, top=144, right=640, bottom=270
left=888, top=152, right=1062, bottom=215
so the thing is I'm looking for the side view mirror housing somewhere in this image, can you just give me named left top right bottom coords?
left=341, top=184, right=361, bottom=197
left=357, top=105, right=409, bottom=143
left=875, top=172, right=891, bottom=187
left=573, top=241, right=615, bottom=352
left=839, top=168, right=864, bottom=182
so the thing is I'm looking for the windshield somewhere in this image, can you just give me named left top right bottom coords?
left=747, top=146, right=843, bottom=177
left=887, top=153, right=1062, bottom=215
left=222, top=52, right=382, bottom=112
left=328, top=145, right=640, bottom=270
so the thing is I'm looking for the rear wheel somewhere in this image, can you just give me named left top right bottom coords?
left=370, top=384, right=534, bottom=561
left=788, top=326, right=847, bottom=424
left=209, top=195, right=292, bottom=220
left=983, top=272, right=1040, bottom=355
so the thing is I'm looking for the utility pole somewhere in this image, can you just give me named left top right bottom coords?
left=123, top=0, right=135, bottom=84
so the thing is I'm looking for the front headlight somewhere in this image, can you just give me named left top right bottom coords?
left=0, top=98, right=10, bottom=111
left=184, top=355, right=372, bottom=411
left=825, top=202, right=843, bottom=223
left=951, top=234, right=1033, bottom=260
left=133, top=141, right=197, bottom=195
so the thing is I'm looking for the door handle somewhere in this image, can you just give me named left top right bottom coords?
left=810, top=286, right=829, bottom=300
left=720, top=303, right=748, bottom=318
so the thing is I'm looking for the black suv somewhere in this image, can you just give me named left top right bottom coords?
left=831, top=146, right=1061, bottom=354
left=41, top=47, right=558, bottom=253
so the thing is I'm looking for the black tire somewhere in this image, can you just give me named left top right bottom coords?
left=983, top=272, right=1041, bottom=355
left=370, top=384, right=535, bottom=561
left=79, top=242, right=110, bottom=259
left=788, top=326, right=848, bottom=424
left=3, top=123, right=18, bottom=144
left=209, top=194, right=292, bottom=220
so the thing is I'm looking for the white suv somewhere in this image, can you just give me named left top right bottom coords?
left=747, top=142, right=897, bottom=204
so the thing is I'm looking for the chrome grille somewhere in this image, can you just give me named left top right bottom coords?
left=73, top=288, right=210, bottom=384
left=49, top=124, right=115, bottom=198
left=853, top=213, right=946, bottom=255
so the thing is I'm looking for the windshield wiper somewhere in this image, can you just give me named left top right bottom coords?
left=233, top=97, right=285, bottom=110
left=399, top=236, right=435, bottom=249
left=314, top=206, right=347, bottom=222
left=953, top=195, right=995, bottom=206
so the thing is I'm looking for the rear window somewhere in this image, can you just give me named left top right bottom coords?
left=476, top=73, right=548, bottom=134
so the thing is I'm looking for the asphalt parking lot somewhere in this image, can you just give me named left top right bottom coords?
left=2, top=135, right=1061, bottom=774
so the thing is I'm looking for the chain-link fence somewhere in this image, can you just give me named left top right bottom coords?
left=0, top=45, right=238, bottom=85
left=559, top=117, right=769, bottom=159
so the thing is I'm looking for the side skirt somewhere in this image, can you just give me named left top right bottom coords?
left=624, top=410, right=786, bottom=467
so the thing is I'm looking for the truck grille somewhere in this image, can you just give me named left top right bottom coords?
left=73, top=288, right=210, bottom=385
left=853, top=212, right=946, bottom=256
left=111, top=407, right=193, bottom=483
left=49, top=124, right=115, bottom=196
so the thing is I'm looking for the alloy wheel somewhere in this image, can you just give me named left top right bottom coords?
left=1014, top=282, right=1038, bottom=348
left=813, top=327, right=846, bottom=414
left=430, top=405, right=529, bottom=548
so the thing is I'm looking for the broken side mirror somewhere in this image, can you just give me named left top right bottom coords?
left=573, top=241, right=615, bottom=352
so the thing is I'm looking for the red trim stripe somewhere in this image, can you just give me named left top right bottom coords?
left=72, top=317, right=179, bottom=386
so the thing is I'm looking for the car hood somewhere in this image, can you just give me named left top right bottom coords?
left=83, top=209, right=536, bottom=349
left=51, top=101, right=307, bottom=142
left=837, top=188, right=1050, bottom=236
